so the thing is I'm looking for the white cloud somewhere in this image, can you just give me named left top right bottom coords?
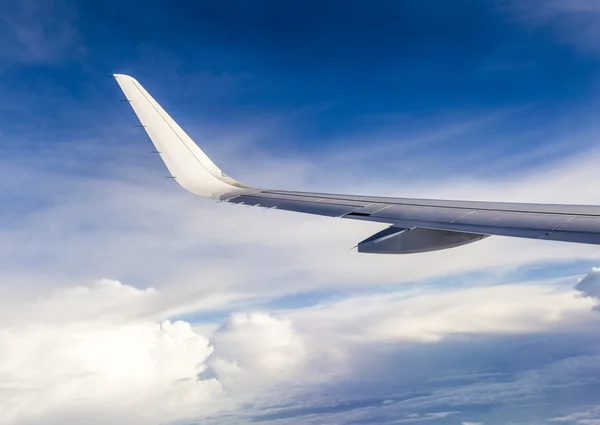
left=0, top=274, right=598, bottom=424
left=0, top=280, right=224, bottom=425
left=550, top=406, right=600, bottom=423
left=387, top=411, right=460, bottom=423
left=3, top=139, right=600, bottom=308
left=287, top=281, right=597, bottom=343
left=0, top=279, right=315, bottom=425
left=207, top=312, right=306, bottom=392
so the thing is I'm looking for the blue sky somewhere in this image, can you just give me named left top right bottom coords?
left=3, top=0, right=600, bottom=156
left=2, top=1, right=600, bottom=425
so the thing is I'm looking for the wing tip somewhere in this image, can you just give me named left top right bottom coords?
left=113, top=74, right=138, bottom=85
left=113, top=72, right=252, bottom=199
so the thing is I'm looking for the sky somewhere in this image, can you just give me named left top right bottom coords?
left=1, top=1, right=600, bottom=424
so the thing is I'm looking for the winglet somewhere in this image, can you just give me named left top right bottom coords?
left=113, top=74, right=251, bottom=200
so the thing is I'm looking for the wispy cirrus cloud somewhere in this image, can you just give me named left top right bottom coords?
left=550, top=406, right=600, bottom=424
left=508, top=0, right=600, bottom=54
left=0, top=0, right=84, bottom=65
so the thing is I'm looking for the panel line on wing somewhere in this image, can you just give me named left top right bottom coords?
left=450, top=210, right=477, bottom=223
left=551, top=215, right=577, bottom=231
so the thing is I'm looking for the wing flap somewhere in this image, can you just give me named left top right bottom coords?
left=358, top=226, right=487, bottom=254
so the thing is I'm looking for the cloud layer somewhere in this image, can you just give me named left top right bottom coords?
left=0, top=280, right=313, bottom=424
left=1, top=270, right=599, bottom=425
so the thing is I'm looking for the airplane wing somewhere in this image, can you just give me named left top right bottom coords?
left=113, top=74, right=600, bottom=254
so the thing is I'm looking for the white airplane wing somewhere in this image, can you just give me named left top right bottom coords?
left=114, top=74, right=600, bottom=254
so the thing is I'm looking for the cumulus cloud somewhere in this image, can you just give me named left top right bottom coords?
left=0, top=280, right=310, bottom=425
left=207, top=312, right=306, bottom=392
left=1, top=272, right=599, bottom=425
left=0, top=320, right=222, bottom=424
left=0, top=282, right=221, bottom=425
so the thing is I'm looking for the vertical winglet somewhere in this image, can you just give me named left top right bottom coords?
left=113, top=74, right=250, bottom=200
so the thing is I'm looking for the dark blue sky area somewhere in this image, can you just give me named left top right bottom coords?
left=2, top=0, right=599, bottom=154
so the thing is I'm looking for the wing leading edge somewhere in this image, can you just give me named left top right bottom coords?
left=114, top=74, right=600, bottom=253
